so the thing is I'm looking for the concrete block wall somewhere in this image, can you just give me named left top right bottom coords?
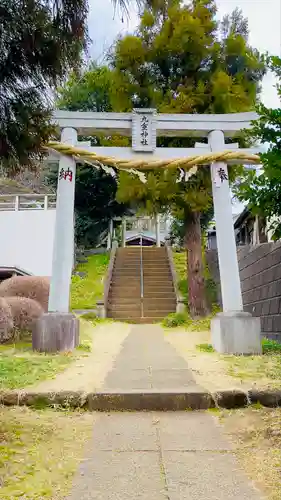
left=238, top=242, right=281, bottom=341
left=206, top=243, right=281, bottom=341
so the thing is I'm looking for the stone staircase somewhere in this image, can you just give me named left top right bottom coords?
left=107, top=247, right=177, bottom=322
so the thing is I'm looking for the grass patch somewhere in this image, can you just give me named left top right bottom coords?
left=0, top=320, right=94, bottom=390
left=220, top=407, right=281, bottom=500
left=162, top=312, right=188, bottom=328
left=196, top=343, right=215, bottom=353
left=71, top=253, right=110, bottom=310
left=262, top=338, right=281, bottom=354
left=0, top=355, right=73, bottom=390
left=0, top=406, right=95, bottom=499
left=162, top=306, right=220, bottom=331
left=172, top=251, right=188, bottom=302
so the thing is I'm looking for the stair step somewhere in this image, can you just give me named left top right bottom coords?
left=111, top=279, right=140, bottom=283
left=115, top=260, right=141, bottom=264
left=110, top=294, right=176, bottom=300
left=108, top=310, right=142, bottom=319
left=143, top=310, right=174, bottom=316
left=143, top=298, right=176, bottom=305
left=110, top=318, right=162, bottom=324
left=143, top=273, right=171, bottom=278
left=108, top=306, right=141, bottom=313
left=108, top=299, right=141, bottom=306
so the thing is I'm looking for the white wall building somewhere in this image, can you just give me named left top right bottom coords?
left=0, top=194, right=56, bottom=276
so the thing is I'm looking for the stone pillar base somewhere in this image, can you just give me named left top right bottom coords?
left=211, top=311, right=261, bottom=355
left=32, top=313, right=79, bottom=353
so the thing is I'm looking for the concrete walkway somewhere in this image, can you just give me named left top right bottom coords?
left=68, top=325, right=263, bottom=500
left=103, top=324, right=200, bottom=391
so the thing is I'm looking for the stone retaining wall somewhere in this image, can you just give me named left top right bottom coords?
left=207, top=242, right=281, bottom=341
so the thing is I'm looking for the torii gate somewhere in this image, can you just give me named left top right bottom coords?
left=36, top=109, right=262, bottom=355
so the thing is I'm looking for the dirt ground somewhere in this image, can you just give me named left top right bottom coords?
left=165, top=328, right=281, bottom=391
left=32, top=321, right=131, bottom=393
left=219, top=406, right=281, bottom=500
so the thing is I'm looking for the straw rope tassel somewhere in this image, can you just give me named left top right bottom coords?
left=47, top=141, right=260, bottom=171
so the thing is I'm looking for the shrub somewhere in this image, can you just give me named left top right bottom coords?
left=196, top=343, right=215, bottom=353
left=262, top=338, right=281, bottom=354
left=0, top=297, right=14, bottom=343
left=0, top=276, right=50, bottom=311
left=162, top=312, right=190, bottom=328
left=80, top=312, right=98, bottom=321
left=5, top=296, right=44, bottom=330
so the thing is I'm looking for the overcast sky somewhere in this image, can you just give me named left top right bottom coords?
left=88, top=0, right=281, bottom=108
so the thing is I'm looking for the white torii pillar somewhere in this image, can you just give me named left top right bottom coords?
left=208, top=130, right=261, bottom=354
left=48, top=127, right=77, bottom=313
left=32, top=127, right=79, bottom=353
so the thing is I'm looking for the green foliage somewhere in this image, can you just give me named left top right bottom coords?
left=80, top=312, right=99, bottom=321
left=71, top=254, right=110, bottom=310
left=0, top=355, right=72, bottom=390
left=234, top=57, right=281, bottom=238
left=0, top=0, right=88, bottom=172
left=0, top=320, right=95, bottom=388
left=262, top=338, right=281, bottom=355
left=172, top=250, right=188, bottom=302
left=113, top=0, right=265, bottom=216
left=196, top=343, right=215, bottom=353
left=162, top=309, right=218, bottom=330
left=162, top=312, right=189, bottom=327
left=0, top=0, right=142, bottom=173
left=57, top=64, right=114, bottom=112
left=76, top=342, right=91, bottom=352
left=110, top=2, right=264, bottom=112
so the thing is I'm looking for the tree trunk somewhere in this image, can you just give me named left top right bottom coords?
left=184, top=211, right=208, bottom=318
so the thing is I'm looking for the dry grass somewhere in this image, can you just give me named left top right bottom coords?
left=220, top=406, right=281, bottom=500
left=165, top=329, right=281, bottom=391
left=225, top=353, right=281, bottom=384
left=0, top=406, right=96, bottom=499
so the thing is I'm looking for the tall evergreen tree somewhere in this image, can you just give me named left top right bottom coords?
left=111, top=0, right=265, bottom=316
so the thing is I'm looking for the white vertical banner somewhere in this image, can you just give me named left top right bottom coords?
left=211, top=162, right=229, bottom=188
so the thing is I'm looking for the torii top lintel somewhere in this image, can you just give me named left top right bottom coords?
left=52, top=109, right=258, bottom=139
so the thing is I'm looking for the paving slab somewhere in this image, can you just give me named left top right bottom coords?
left=163, top=451, right=262, bottom=500
left=158, top=412, right=233, bottom=451
left=92, top=413, right=158, bottom=451
left=68, top=412, right=264, bottom=500
left=69, top=451, right=168, bottom=500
